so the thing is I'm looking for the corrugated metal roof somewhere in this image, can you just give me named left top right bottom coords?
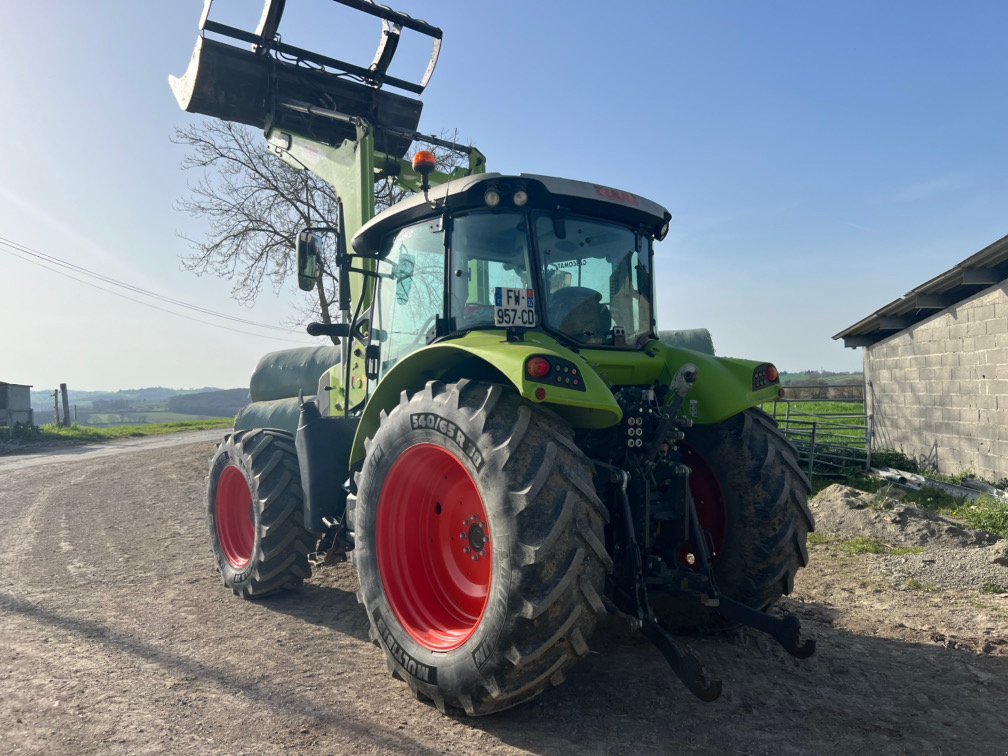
left=834, top=233, right=1008, bottom=348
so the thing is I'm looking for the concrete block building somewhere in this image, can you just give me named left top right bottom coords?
left=0, top=381, right=34, bottom=429
left=835, top=234, right=1008, bottom=482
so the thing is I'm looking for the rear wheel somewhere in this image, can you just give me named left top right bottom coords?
left=349, top=379, right=611, bottom=715
left=207, top=429, right=314, bottom=598
left=653, top=408, right=814, bottom=628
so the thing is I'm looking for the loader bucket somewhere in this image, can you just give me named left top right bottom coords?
left=169, top=0, right=440, bottom=158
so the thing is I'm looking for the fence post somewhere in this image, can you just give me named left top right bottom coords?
left=808, top=421, right=817, bottom=479
left=865, top=412, right=874, bottom=471
left=60, top=384, right=71, bottom=428
left=784, top=400, right=792, bottom=435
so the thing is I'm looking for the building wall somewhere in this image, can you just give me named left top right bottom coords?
left=0, top=383, right=34, bottom=427
left=865, top=281, right=1008, bottom=481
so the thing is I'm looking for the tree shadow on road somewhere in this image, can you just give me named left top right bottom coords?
left=0, top=589, right=426, bottom=752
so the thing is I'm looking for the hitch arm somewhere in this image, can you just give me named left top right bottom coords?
left=641, top=617, right=722, bottom=702
left=594, top=460, right=724, bottom=702
left=716, top=596, right=816, bottom=659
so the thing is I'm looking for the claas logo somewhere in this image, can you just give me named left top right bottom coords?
left=594, top=185, right=639, bottom=206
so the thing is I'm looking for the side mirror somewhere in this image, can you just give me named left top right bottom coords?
left=296, top=231, right=322, bottom=292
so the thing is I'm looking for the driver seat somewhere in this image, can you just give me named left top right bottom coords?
left=548, top=287, right=611, bottom=341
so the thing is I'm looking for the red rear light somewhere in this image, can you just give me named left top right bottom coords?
left=752, top=363, right=780, bottom=391
left=526, top=357, right=551, bottom=379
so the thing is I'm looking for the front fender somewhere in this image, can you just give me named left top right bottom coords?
left=349, top=331, right=621, bottom=464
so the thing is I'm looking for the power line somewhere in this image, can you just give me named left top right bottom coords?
left=2, top=243, right=315, bottom=345
left=0, top=235, right=299, bottom=333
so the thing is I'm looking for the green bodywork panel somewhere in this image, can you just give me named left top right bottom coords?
left=639, top=341, right=781, bottom=421
left=322, top=348, right=368, bottom=414
left=347, top=330, right=781, bottom=464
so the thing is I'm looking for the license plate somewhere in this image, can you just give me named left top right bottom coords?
left=493, top=287, right=536, bottom=328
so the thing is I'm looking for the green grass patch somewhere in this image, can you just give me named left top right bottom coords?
left=903, top=578, right=938, bottom=592
left=840, top=537, right=887, bottom=555
left=869, top=448, right=920, bottom=473
left=941, top=495, right=1008, bottom=539
left=16, top=419, right=232, bottom=444
left=807, top=532, right=832, bottom=546
left=831, top=536, right=923, bottom=556
left=980, top=583, right=1006, bottom=595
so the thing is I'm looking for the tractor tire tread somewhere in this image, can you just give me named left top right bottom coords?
left=655, top=408, right=814, bottom=627
left=207, top=429, right=314, bottom=599
left=351, top=380, right=609, bottom=716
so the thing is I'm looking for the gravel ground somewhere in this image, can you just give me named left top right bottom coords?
left=1, top=442, right=1006, bottom=754
left=811, top=483, right=1008, bottom=593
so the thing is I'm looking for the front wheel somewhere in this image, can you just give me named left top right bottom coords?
left=348, top=380, right=611, bottom=716
left=653, top=408, right=814, bottom=628
left=206, top=429, right=314, bottom=598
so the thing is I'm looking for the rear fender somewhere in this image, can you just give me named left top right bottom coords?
left=649, top=341, right=782, bottom=424
left=349, top=332, right=621, bottom=465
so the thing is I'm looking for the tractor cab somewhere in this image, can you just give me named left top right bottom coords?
left=349, top=173, right=672, bottom=376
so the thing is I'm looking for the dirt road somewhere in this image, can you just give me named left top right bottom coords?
left=2, top=439, right=1006, bottom=754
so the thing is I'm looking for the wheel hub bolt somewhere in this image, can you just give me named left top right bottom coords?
left=468, top=523, right=487, bottom=553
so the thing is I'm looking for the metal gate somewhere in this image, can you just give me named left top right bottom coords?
left=764, top=383, right=871, bottom=478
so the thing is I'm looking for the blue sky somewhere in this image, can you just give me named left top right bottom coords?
left=2, top=1, right=1006, bottom=390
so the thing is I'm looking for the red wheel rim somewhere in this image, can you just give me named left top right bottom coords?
left=377, top=443, right=491, bottom=652
left=681, top=446, right=727, bottom=565
left=216, top=465, right=255, bottom=569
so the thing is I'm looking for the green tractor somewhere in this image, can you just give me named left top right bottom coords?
left=172, top=0, right=814, bottom=714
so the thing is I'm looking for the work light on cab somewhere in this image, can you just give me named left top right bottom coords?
left=483, top=187, right=501, bottom=207
left=526, top=356, right=551, bottom=379
left=513, top=189, right=528, bottom=206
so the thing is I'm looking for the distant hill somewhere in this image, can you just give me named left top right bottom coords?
left=30, top=386, right=228, bottom=412
left=779, top=370, right=862, bottom=385
left=29, top=385, right=248, bottom=426
left=168, top=389, right=250, bottom=418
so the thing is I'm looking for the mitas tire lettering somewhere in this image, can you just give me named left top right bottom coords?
left=350, top=379, right=610, bottom=716
left=375, top=609, right=438, bottom=684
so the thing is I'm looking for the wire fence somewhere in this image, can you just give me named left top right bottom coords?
left=763, top=383, right=871, bottom=478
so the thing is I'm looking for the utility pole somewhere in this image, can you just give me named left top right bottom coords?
left=52, top=389, right=60, bottom=426
left=60, top=384, right=71, bottom=428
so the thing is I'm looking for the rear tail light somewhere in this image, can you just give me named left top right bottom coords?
left=526, top=357, right=551, bottom=379
left=752, top=363, right=780, bottom=390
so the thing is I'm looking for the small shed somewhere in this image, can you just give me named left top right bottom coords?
left=834, top=234, right=1008, bottom=481
left=0, top=381, right=34, bottom=429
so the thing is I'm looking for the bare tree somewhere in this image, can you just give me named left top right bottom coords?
left=173, top=120, right=464, bottom=327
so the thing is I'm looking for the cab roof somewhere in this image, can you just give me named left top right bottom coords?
left=352, top=173, right=671, bottom=255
